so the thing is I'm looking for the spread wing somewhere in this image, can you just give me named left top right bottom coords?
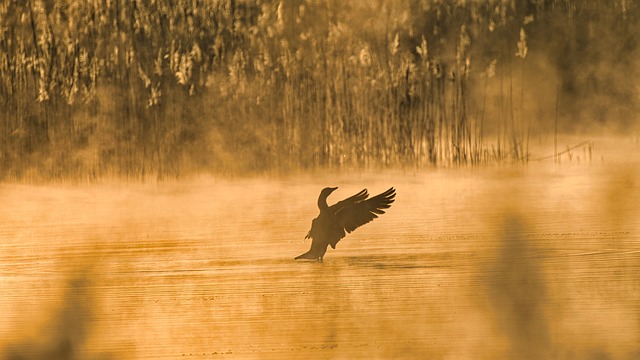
left=329, top=187, right=396, bottom=247
left=329, top=189, right=368, bottom=212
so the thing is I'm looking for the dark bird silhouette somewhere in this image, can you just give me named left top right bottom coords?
left=295, top=187, right=396, bottom=261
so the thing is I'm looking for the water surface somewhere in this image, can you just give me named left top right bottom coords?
left=1, top=159, right=639, bottom=359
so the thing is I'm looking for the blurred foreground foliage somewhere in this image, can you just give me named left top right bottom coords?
left=0, top=0, right=637, bottom=180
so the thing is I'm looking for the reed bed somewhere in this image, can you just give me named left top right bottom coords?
left=0, top=0, right=635, bottom=180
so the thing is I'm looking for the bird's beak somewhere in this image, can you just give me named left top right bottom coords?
left=329, top=187, right=338, bottom=192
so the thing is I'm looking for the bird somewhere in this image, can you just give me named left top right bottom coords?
left=295, top=187, right=396, bottom=262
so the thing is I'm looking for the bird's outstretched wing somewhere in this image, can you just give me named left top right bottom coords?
left=329, top=189, right=368, bottom=212
left=329, top=187, right=396, bottom=247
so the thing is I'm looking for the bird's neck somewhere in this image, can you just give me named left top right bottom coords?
left=318, top=197, right=330, bottom=211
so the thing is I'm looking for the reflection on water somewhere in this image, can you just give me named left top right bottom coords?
left=1, top=162, right=639, bottom=359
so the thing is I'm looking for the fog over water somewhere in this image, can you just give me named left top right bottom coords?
left=0, top=137, right=638, bottom=359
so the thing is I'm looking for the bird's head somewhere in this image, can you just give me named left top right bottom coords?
left=320, top=187, right=338, bottom=197
left=317, top=187, right=338, bottom=209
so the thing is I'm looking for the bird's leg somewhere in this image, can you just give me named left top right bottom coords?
left=317, top=257, right=323, bottom=263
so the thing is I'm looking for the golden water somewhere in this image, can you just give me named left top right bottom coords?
left=1, top=158, right=639, bottom=358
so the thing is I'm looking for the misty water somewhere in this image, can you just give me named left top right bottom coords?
left=1, top=139, right=639, bottom=359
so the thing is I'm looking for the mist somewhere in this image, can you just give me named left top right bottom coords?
left=1, top=164, right=639, bottom=358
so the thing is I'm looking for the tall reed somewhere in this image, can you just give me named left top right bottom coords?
left=0, top=0, right=634, bottom=180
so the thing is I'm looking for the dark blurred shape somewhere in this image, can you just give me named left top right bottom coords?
left=602, top=166, right=638, bottom=229
left=3, top=275, right=107, bottom=360
left=296, top=187, right=396, bottom=261
left=486, top=215, right=550, bottom=359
